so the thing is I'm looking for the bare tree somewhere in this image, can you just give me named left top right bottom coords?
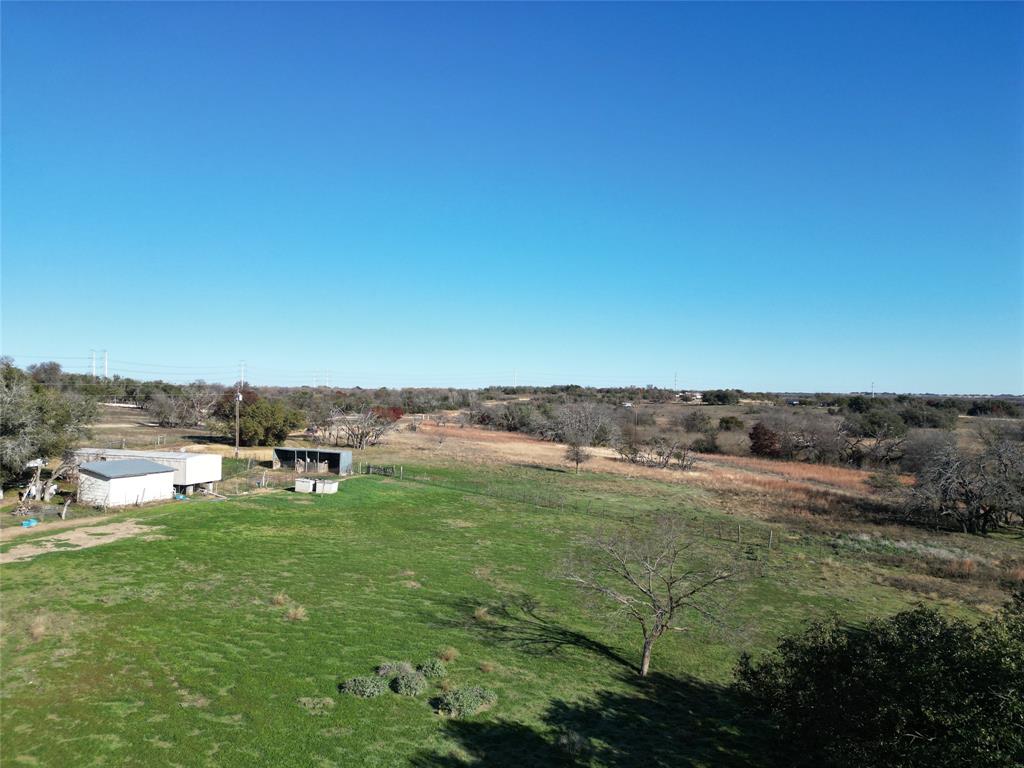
left=180, top=382, right=222, bottom=427
left=908, top=441, right=1024, bottom=534
left=566, top=518, right=735, bottom=677
left=557, top=403, right=614, bottom=474
left=337, top=410, right=397, bottom=449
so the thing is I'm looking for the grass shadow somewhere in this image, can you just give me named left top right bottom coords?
left=408, top=670, right=777, bottom=767
left=439, top=594, right=635, bottom=671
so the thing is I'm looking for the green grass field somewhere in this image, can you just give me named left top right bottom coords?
left=0, top=464, right=990, bottom=767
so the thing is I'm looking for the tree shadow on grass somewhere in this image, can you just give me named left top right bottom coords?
left=408, top=671, right=778, bottom=768
left=439, top=594, right=635, bottom=671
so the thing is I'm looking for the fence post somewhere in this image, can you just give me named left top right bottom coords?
left=768, top=529, right=774, bottom=552
left=400, top=466, right=403, bottom=480
left=737, top=524, right=742, bottom=547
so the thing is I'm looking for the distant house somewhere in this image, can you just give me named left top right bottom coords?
left=72, top=448, right=221, bottom=495
left=78, top=459, right=175, bottom=507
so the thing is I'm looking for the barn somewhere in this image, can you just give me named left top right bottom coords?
left=272, top=447, right=352, bottom=475
left=72, top=448, right=222, bottom=494
left=78, top=460, right=175, bottom=507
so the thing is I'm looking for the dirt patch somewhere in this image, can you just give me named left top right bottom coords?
left=1, top=514, right=119, bottom=543
left=0, top=520, right=165, bottom=565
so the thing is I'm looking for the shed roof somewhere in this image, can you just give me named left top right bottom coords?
left=74, top=448, right=207, bottom=461
left=79, top=459, right=176, bottom=480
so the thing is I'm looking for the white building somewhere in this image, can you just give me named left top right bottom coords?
left=72, top=448, right=221, bottom=494
left=78, top=460, right=175, bottom=507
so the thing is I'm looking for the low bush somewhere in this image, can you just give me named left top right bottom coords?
left=437, top=686, right=497, bottom=717
left=718, top=415, right=744, bottom=431
left=392, top=671, right=427, bottom=696
left=341, top=676, right=388, bottom=698
left=438, top=646, right=460, bottom=662
left=376, top=661, right=414, bottom=677
left=418, top=658, right=447, bottom=679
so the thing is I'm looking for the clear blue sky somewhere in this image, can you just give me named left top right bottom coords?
left=2, top=2, right=1022, bottom=393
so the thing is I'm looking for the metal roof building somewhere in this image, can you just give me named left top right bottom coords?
left=72, top=448, right=221, bottom=493
left=78, top=459, right=175, bottom=507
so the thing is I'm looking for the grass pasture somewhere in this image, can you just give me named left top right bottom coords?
left=1, top=463, right=1017, bottom=767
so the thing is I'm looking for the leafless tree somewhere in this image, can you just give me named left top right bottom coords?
left=557, top=403, right=615, bottom=474
left=908, top=441, right=1024, bottom=534
left=337, top=410, right=397, bottom=449
left=566, top=518, right=735, bottom=677
left=180, top=383, right=222, bottom=427
left=615, top=436, right=695, bottom=470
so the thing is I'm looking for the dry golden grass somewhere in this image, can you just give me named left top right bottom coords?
left=28, top=614, right=47, bottom=642
left=271, top=592, right=289, bottom=606
left=437, top=646, right=459, bottom=662
left=1006, top=566, right=1024, bottom=584
left=473, top=606, right=491, bottom=622
left=478, top=661, right=495, bottom=673
left=943, top=559, right=978, bottom=579
left=285, top=605, right=308, bottom=622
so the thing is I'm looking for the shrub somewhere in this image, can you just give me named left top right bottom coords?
left=438, top=646, right=459, bottom=662
left=679, top=411, right=712, bottom=432
left=285, top=606, right=308, bottom=621
left=341, top=676, right=387, bottom=698
left=735, top=600, right=1024, bottom=768
left=392, top=671, right=427, bottom=696
left=749, top=421, right=782, bottom=458
left=691, top=432, right=720, bottom=454
left=718, top=415, right=744, bottom=431
left=437, top=686, right=497, bottom=717
left=376, top=661, right=414, bottom=677
left=418, top=658, right=447, bottom=679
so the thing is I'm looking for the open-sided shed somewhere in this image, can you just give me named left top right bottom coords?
left=272, top=448, right=352, bottom=476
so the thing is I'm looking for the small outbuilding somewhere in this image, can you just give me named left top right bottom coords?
left=77, top=460, right=175, bottom=507
left=294, top=477, right=339, bottom=494
left=272, top=448, right=352, bottom=476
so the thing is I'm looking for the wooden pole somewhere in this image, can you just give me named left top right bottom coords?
left=768, top=529, right=774, bottom=551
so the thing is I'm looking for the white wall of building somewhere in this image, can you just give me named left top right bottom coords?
left=74, top=449, right=222, bottom=487
left=78, top=470, right=175, bottom=507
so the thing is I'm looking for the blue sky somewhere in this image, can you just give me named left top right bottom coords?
left=2, top=2, right=1021, bottom=393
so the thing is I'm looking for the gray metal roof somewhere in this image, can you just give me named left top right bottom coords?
left=79, top=459, right=176, bottom=480
left=73, top=448, right=205, bottom=460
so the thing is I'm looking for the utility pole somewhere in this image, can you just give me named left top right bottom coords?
left=103, top=350, right=108, bottom=378
left=90, top=350, right=96, bottom=379
left=674, top=371, right=678, bottom=390
left=234, top=391, right=242, bottom=459
left=235, top=361, right=245, bottom=459
left=513, top=369, right=517, bottom=388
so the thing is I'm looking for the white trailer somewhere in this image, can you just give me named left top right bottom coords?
left=72, top=449, right=222, bottom=494
left=78, top=460, right=175, bottom=507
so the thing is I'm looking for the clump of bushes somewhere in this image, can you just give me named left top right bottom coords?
left=718, top=415, right=744, bottom=431
left=438, top=646, right=460, bottom=662
left=418, top=658, right=447, bottom=679
left=340, top=676, right=387, bottom=698
left=376, top=660, right=415, bottom=677
left=392, top=670, right=427, bottom=696
left=437, top=686, right=497, bottom=717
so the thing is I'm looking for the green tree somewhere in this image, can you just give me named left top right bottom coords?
left=735, top=597, right=1024, bottom=768
left=1, top=359, right=96, bottom=490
